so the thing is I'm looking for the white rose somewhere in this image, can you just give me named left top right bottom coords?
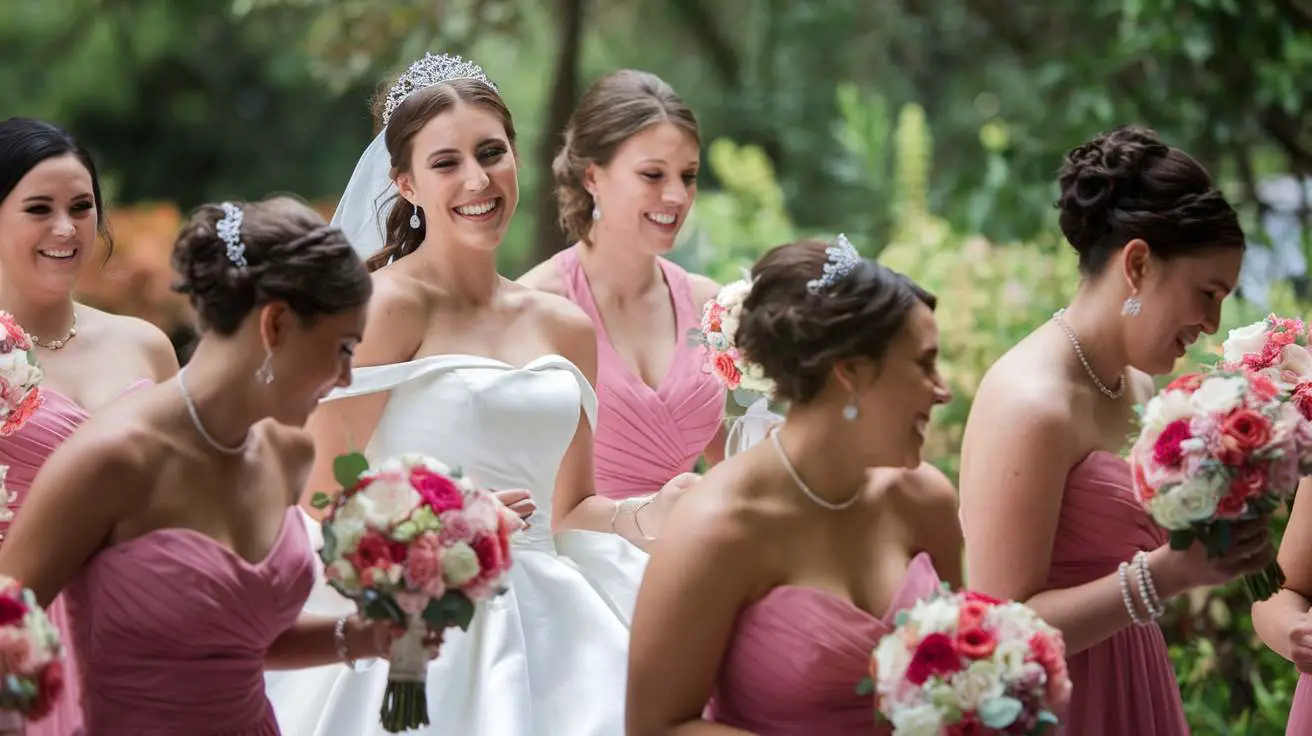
left=330, top=516, right=366, bottom=556
left=873, top=637, right=911, bottom=687
left=1280, top=344, right=1312, bottom=378
left=1190, top=376, right=1247, bottom=415
left=1223, top=321, right=1270, bottom=364
left=1141, top=390, right=1194, bottom=435
left=442, top=542, right=481, bottom=586
left=908, top=598, right=959, bottom=634
left=716, top=280, right=751, bottom=310
left=889, top=703, right=947, bottom=736
left=992, top=639, right=1030, bottom=680
left=356, top=477, right=423, bottom=528
left=720, top=313, right=741, bottom=343
left=328, top=558, right=360, bottom=589
left=952, top=660, right=1006, bottom=711
left=1150, top=477, right=1220, bottom=529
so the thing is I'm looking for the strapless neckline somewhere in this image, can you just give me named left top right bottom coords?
left=104, top=505, right=298, bottom=569
left=759, top=551, right=936, bottom=625
left=41, top=379, right=154, bottom=419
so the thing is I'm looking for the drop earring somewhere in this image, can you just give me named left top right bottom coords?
left=255, top=352, right=275, bottom=385
left=591, top=198, right=601, bottom=221
left=842, top=395, right=859, bottom=422
left=409, top=205, right=422, bottom=229
left=1121, top=295, right=1142, bottom=316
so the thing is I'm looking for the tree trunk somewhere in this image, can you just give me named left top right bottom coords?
left=530, top=0, right=585, bottom=266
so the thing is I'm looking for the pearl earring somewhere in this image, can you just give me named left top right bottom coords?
left=409, top=205, right=422, bottom=229
left=591, top=199, right=601, bottom=221
left=842, top=395, right=859, bottom=422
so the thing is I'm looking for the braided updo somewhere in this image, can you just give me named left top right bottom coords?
left=1056, top=124, right=1244, bottom=276
left=171, top=196, right=372, bottom=335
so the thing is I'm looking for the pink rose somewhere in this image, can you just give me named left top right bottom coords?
left=404, top=532, right=447, bottom=598
left=1216, top=409, right=1272, bottom=466
left=0, top=628, right=31, bottom=673
left=411, top=467, right=465, bottom=513
left=711, top=353, right=742, bottom=390
left=1153, top=419, right=1192, bottom=468
left=438, top=511, right=475, bottom=546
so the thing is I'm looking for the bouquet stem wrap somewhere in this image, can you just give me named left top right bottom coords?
left=379, top=613, right=430, bottom=732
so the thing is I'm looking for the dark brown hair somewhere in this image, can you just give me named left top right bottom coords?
left=0, top=117, right=114, bottom=260
left=1056, top=124, right=1244, bottom=277
left=735, top=238, right=936, bottom=404
left=171, top=195, right=372, bottom=335
left=365, top=79, right=516, bottom=271
left=552, top=69, right=699, bottom=244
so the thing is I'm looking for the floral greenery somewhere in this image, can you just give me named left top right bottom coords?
left=678, top=87, right=1304, bottom=733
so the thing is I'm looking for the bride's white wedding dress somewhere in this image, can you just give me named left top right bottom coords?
left=265, top=353, right=648, bottom=735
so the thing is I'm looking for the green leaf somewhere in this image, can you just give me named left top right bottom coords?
left=309, top=491, right=333, bottom=510
left=1217, top=520, right=1232, bottom=555
left=979, top=696, right=1023, bottom=728
left=320, top=522, right=337, bottom=561
left=441, top=591, right=477, bottom=631
left=333, top=452, right=370, bottom=490
left=1169, top=529, right=1196, bottom=551
left=361, top=590, right=405, bottom=624
left=855, top=677, right=874, bottom=696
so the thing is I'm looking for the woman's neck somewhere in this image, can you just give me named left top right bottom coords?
left=410, top=237, right=502, bottom=304
left=769, top=406, right=872, bottom=508
left=179, top=338, right=264, bottom=450
left=576, top=231, right=663, bottom=304
left=0, top=284, right=77, bottom=346
left=1059, top=288, right=1131, bottom=385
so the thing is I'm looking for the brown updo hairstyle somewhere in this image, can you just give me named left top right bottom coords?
left=171, top=195, right=372, bottom=336
left=365, top=78, right=516, bottom=271
left=735, top=239, right=936, bottom=404
left=552, top=70, right=698, bottom=245
left=1056, top=124, right=1244, bottom=277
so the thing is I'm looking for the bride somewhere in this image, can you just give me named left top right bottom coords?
left=265, top=53, right=688, bottom=736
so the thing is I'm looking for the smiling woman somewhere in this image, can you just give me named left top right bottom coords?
left=0, top=117, right=179, bottom=735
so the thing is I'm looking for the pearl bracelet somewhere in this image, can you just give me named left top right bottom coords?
left=335, top=614, right=363, bottom=671
left=1133, top=551, right=1166, bottom=619
left=1118, top=561, right=1147, bottom=626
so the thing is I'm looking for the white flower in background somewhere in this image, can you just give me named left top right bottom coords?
left=1190, top=376, right=1247, bottom=415
left=1223, top=321, right=1270, bottom=364
left=352, top=477, right=422, bottom=528
left=890, top=702, right=947, bottom=736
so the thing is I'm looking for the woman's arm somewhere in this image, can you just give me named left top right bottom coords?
left=626, top=490, right=759, bottom=736
left=897, top=463, right=964, bottom=589
left=301, top=275, right=424, bottom=518
left=1253, top=476, right=1312, bottom=664
left=0, top=416, right=150, bottom=606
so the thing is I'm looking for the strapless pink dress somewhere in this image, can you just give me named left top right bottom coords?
left=553, top=246, right=725, bottom=500
left=0, top=382, right=150, bottom=735
left=1048, top=451, right=1188, bottom=735
left=63, top=506, right=313, bottom=735
left=1288, top=677, right=1312, bottom=734
left=704, top=552, right=941, bottom=734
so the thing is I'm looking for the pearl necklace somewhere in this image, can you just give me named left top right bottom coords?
left=177, top=366, right=249, bottom=455
left=33, top=311, right=77, bottom=350
left=768, top=428, right=862, bottom=511
left=1052, top=308, right=1126, bottom=400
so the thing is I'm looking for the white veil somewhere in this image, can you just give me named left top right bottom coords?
left=331, top=130, right=395, bottom=262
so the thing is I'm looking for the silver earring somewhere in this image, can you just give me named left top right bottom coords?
left=1121, top=295, right=1142, bottom=317
left=842, top=395, right=859, bottom=422
left=255, top=353, right=275, bottom=385
left=409, top=205, right=421, bottom=229
left=591, top=200, right=601, bottom=221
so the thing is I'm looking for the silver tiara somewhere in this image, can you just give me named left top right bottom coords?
left=806, top=233, right=861, bottom=294
left=382, top=53, right=499, bottom=127
left=216, top=202, right=248, bottom=268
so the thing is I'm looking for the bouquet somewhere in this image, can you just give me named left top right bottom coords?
left=0, top=312, right=43, bottom=437
left=1130, top=369, right=1312, bottom=600
left=863, top=587, right=1070, bottom=735
left=687, top=278, right=775, bottom=412
left=1222, top=313, right=1312, bottom=416
left=0, top=575, right=64, bottom=720
left=312, top=452, right=518, bottom=732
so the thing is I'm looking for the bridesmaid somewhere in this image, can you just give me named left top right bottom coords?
left=958, top=124, right=1274, bottom=735
left=0, top=117, right=178, bottom=734
left=0, top=196, right=412, bottom=734
left=519, top=70, right=725, bottom=531
left=1253, top=480, right=1312, bottom=733
left=627, top=237, right=959, bottom=735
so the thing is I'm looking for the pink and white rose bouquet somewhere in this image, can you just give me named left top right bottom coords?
left=312, top=452, right=518, bottom=733
left=0, top=312, right=43, bottom=438
left=1221, top=313, right=1312, bottom=420
left=1130, top=369, right=1312, bottom=600
left=0, top=575, right=64, bottom=721
left=863, top=587, right=1070, bottom=735
left=687, top=278, right=774, bottom=410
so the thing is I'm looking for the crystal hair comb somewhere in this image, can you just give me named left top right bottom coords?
left=216, top=202, right=248, bottom=268
left=805, top=233, right=862, bottom=294
left=382, top=52, right=499, bottom=127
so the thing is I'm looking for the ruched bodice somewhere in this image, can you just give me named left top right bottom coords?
left=0, top=382, right=150, bottom=736
left=1045, top=451, right=1187, bottom=735
left=64, top=507, right=312, bottom=735
left=553, top=246, right=725, bottom=499
left=706, top=552, right=941, bottom=735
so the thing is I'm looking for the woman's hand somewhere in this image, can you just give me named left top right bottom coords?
left=637, top=473, right=701, bottom=539
left=1157, top=517, right=1276, bottom=593
left=1289, top=611, right=1312, bottom=674
left=493, top=489, right=537, bottom=528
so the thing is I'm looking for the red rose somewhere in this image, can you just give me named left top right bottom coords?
left=1152, top=419, right=1192, bottom=468
left=946, top=713, right=986, bottom=736
left=711, top=353, right=742, bottom=390
left=1250, top=374, right=1280, bottom=401
left=957, top=599, right=990, bottom=632
left=1165, top=373, right=1205, bottom=393
left=411, top=468, right=465, bottom=513
left=471, top=534, right=503, bottom=581
left=347, top=534, right=395, bottom=572
left=1, top=390, right=43, bottom=436
left=1230, top=464, right=1268, bottom=500
left=1133, top=461, right=1156, bottom=503
left=905, top=632, right=962, bottom=685
left=963, top=590, right=1002, bottom=605
left=956, top=624, right=998, bottom=659
left=0, top=594, right=28, bottom=627
left=1220, top=408, right=1272, bottom=457
left=25, top=660, right=63, bottom=722
left=1294, top=382, right=1312, bottom=421
left=1216, top=493, right=1247, bottom=519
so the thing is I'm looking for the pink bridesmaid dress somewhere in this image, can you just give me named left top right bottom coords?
left=1287, top=677, right=1312, bottom=734
left=552, top=245, right=725, bottom=499
left=704, top=552, right=941, bottom=734
left=1045, top=451, right=1189, bottom=734
left=63, top=506, right=312, bottom=735
left=0, top=382, right=149, bottom=735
